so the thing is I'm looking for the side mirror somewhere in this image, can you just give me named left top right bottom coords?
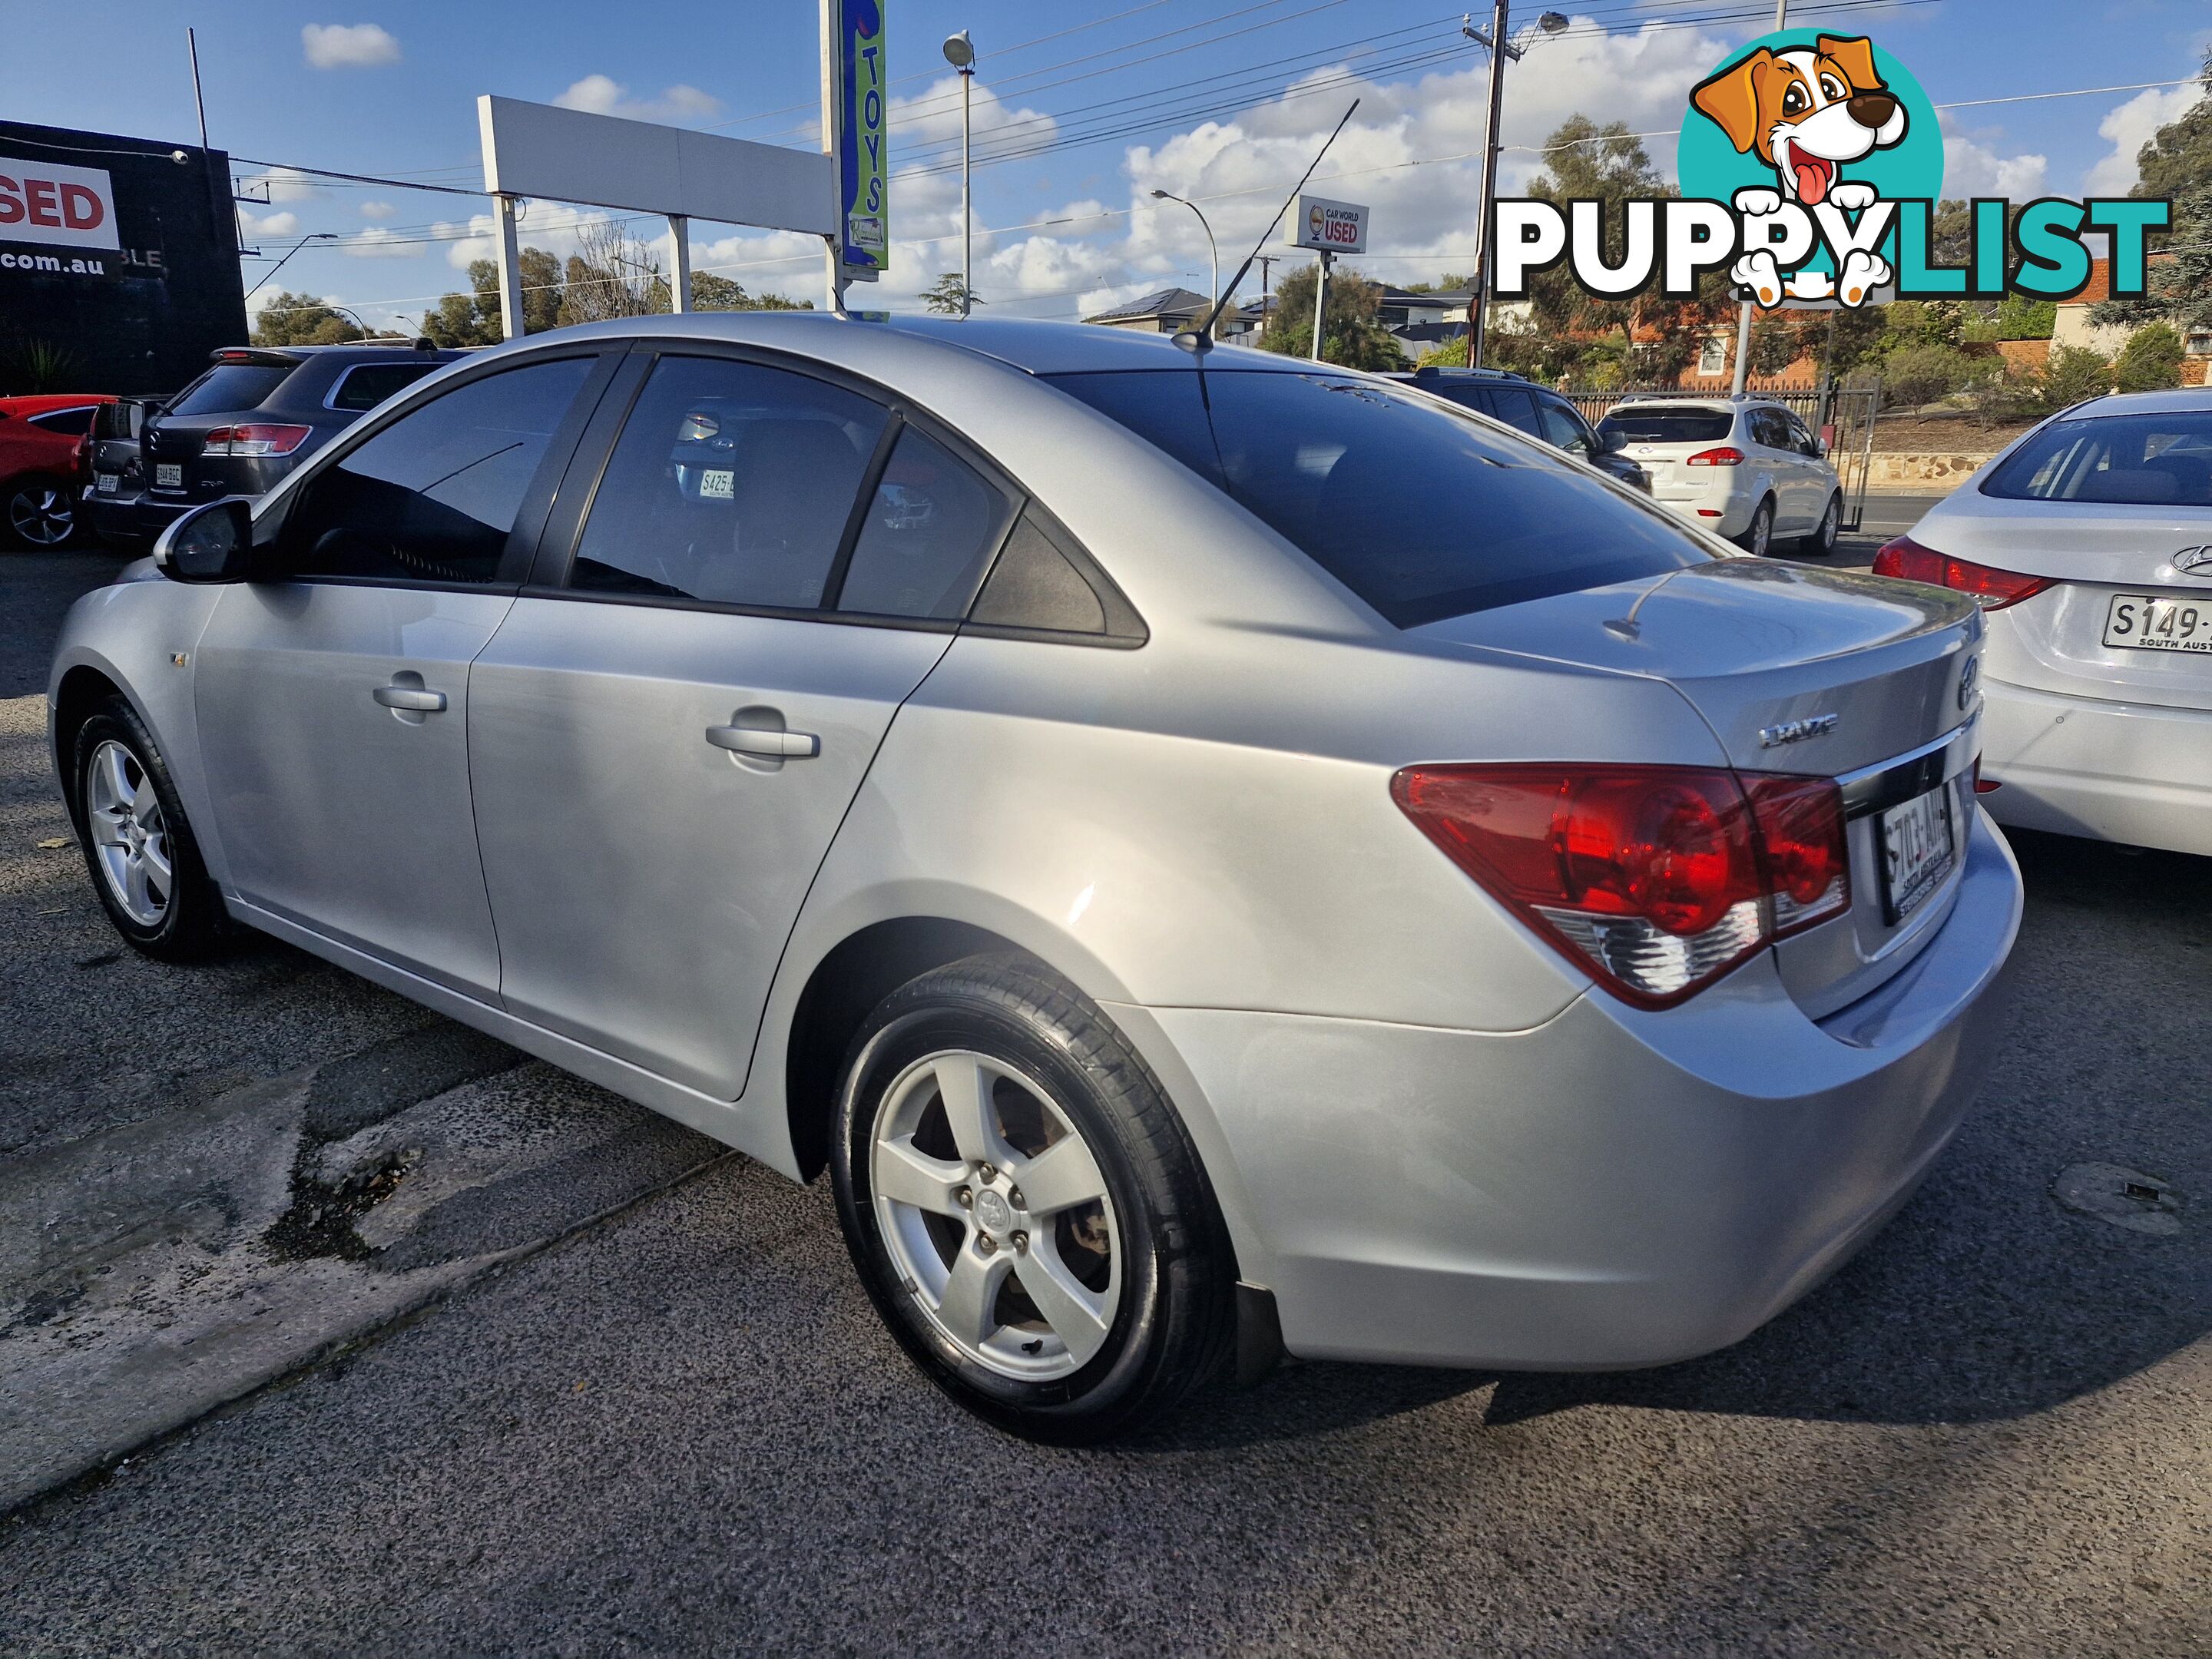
left=154, top=498, right=255, bottom=583
left=1599, top=426, right=1628, bottom=455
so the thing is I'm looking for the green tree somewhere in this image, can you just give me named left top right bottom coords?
left=2114, top=321, right=2185, bottom=391
left=1257, top=262, right=1402, bottom=369
left=253, top=290, right=366, bottom=346
left=918, top=272, right=980, bottom=314
left=690, top=272, right=813, bottom=311
left=1994, top=295, right=2056, bottom=340
left=419, top=247, right=561, bottom=346
left=2091, top=48, right=2211, bottom=336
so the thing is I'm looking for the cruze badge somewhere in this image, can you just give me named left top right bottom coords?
left=1760, top=713, right=1839, bottom=747
left=2174, top=546, right=2212, bottom=578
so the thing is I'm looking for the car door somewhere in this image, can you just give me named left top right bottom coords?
left=192, top=351, right=612, bottom=996
left=1784, top=409, right=1835, bottom=515
left=467, top=350, right=1018, bottom=1098
left=1746, top=408, right=1806, bottom=528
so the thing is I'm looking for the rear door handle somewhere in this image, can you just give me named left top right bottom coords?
left=373, top=685, right=448, bottom=712
left=706, top=724, right=819, bottom=758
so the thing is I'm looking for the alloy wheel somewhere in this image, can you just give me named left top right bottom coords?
left=85, top=739, right=172, bottom=926
left=870, top=1048, right=1122, bottom=1382
left=1747, top=502, right=1773, bottom=558
left=10, top=485, right=73, bottom=546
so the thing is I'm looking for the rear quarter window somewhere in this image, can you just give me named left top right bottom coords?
left=1047, top=368, right=1707, bottom=628
left=329, top=360, right=445, bottom=412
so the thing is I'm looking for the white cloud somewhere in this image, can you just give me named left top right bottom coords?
left=2085, top=81, right=2204, bottom=197
left=1939, top=116, right=2048, bottom=199
left=552, top=75, right=722, bottom=123
left=302, top=23, right=400, bottom=70
left=359, top=200, right=397, bottom=220
left=237, top=165, right=318, bottom=204
left=238, top=209, right=299, bottom=240
left=340, top=227, right=420, bottom=259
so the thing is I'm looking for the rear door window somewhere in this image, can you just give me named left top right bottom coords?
left=1485, top=386, right=1543, bottom=436
left=837, top=426, right=1013, bottom=619
left=1596, top=406, right=1734, bottom=445
left=568, top=355, right=886, bottom=610
left=1047, top=368, right=1706, bottom=628
left=165, top=364, right=293, bottom=416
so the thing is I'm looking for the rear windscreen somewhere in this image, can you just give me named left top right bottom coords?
left=1982, top=411, right=2212, bottom=506
left=1046, top=368, right=1707, bottom=628
left=1595, top=407, right=1734, bottom=445
left=330, top=361, right=443, bottom=412
left=165, top=364, right=293, bottom=417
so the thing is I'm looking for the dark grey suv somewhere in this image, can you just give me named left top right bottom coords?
left=87, top=343, right=462, bottom=549
left=1383, top=367, right=1650, bottom=492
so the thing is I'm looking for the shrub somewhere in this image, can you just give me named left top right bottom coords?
left=2113, top=323, right=2185, bottom=393
left=1880, top=343, right=1976, bottom=409
left=1994, top=296, right=2057, bottom=340
left=2040, top=345, right=2114, bottom=409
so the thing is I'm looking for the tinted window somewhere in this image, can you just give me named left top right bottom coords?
left=1486, top=386, right=1542, bottom=435
left=1982, top=412, right=2212, bottom=506
left=1536, top=398, right=1591, bottom=452
left=282, top=356, right=594, bottom=584
left=28, top=405, right=98, bottom=435
left=569, top=356, right=885, bottom=609
left=329, top=360, right=445, bottom=412
left=1048, top=369, right=1706, bottom=628
left=1785, top=412, right=1823, bottom=456
left=838, top=426, right=1012, bottom=618
left=167, top=364, right=292, bottom=416
left=1747, top=409, right=1790, bottom=450
left=1596, top=407, right=1733, bottom=445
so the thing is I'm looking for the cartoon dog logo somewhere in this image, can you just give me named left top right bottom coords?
left=1691, top=35, right=1908, bottom=306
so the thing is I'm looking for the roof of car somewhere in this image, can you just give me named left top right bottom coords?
left=2051, top=387, right=2212, bottom=419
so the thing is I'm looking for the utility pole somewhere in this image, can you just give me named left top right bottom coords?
left=821, top=0, right=847, bottom=313
left=186, top=28, right=225, bottom=240
left=1462, top=7, right=1564, bottom=370
left=1311, top=250, right=1332, bottom=361
left=1730, top=0, right=1790, bottom=394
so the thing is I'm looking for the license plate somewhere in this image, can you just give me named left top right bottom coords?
left=94, top=472, right=119, bottom=494
left=2104, top=592, right=2212, bottom=654
left=155, top=463, right=183, bottom=488
left=1881, top=785, right=1955, bottom=924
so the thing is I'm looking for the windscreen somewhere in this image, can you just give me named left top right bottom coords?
left=166, top=364, right=293, bottom=416
left=1046, top=368, right=1706, bottom=627
left=1595, top=407, right=1734, bottom=445
left=1982, top=411, right=2212, bottom=506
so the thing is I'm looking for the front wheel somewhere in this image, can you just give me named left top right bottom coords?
left=71, top=697, right=232, bottom=959
left=1799, top=492, right=1841, bottom=556
left=1736, top=496, right=1775, bottom=558
left=832, top=953, right=1238, bottom=1443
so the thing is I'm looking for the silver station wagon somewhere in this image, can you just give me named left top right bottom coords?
left=49, top=315, right=2021, bottom=1442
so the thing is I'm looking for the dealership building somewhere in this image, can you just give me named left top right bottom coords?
left=0, top=119, right=247, bottom=396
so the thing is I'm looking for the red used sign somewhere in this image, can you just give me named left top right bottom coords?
left=0, top=157, right=120, bottom=251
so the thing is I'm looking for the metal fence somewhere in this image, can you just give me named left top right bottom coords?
left=1558, top=385, right=1883, bottom=531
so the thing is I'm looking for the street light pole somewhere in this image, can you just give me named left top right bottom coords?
left=944, top=31, right=976, bottom=316
left=1463, top=7, right=1565, bottom=371
left=1150, top=189, right=1220, bottom=333
left=1730, top=0, right=1790, bottom=394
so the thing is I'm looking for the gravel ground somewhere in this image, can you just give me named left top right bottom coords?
left=1, top=535, right=2205, bottom=1654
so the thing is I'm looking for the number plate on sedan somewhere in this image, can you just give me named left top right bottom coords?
left=2104, top=593, right=2212, bottom=653
left=154, top=463, right=183, bottom=489
left=1881, top=784, right=1955, bottom=924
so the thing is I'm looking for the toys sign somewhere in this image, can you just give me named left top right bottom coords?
left=1293, top=195, right=1366, bottom=254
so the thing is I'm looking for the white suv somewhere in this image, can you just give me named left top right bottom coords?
left=1596, top=397, right=1843, bottom=557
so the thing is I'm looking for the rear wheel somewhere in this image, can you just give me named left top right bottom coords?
left=8, top=479, right=76, bottom=547
left=1737, top=496, right=1775, bottom=558
left=71, top=697, right=231, bottom=959
left=1799, top=492, right=1841, bottom=556
left=832, top=952, right=1237, bottom=1443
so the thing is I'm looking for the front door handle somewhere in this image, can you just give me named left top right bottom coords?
left=706, top=724, right=819, bottom=758
left=373, top=684, right=448, bottom=713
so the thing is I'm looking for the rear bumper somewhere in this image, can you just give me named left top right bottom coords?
left=1140, top=810, right=2022, bottom=1370
left=1652, top=488, right=1751, bottom=537
left=81, top=488, right=185, bottom=547
left=1979, top=674, right=2212, bottom=856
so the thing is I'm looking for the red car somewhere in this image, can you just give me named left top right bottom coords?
left=2, top=393, right=112, bottom=547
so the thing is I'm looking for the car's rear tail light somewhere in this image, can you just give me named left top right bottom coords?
left=1686, top=445, right=1744, bottom=466
left=204, top=423, right=312, bottom=458
left=1873, top=534, right=2051, bottom=610
left=1391, top=763, right=1849, bottom=1008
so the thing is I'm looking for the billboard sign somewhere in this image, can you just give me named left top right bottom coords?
left=838, top=0, right=887, bottom=280
left=0, top=156, right=122, bottom=253
left=1292, top=196, right=1366, bottom=254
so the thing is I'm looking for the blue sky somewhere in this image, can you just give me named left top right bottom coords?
left=3, top=0, right=2204, bottom=332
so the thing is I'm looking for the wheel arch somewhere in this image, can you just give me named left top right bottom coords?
left=51, top=664, right=127, bottom=830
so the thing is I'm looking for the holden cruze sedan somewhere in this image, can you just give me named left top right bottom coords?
left=1876, top=389, right=2212, bottom=857
left=48, top=315, right=2020, bottom=1442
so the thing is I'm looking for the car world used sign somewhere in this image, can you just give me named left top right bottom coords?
left=1293, top=195, right=1366, bottom=254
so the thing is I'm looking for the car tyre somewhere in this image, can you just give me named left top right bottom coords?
left=71, top=696, right=233, bottom=960
left=1736, top=495, right=1776, bottom=557
left=832, top=952, right=1238, bottom=1444
left=1799, top=492, right=1841, bottom=556
left=8, top=478, right=77, bottom=548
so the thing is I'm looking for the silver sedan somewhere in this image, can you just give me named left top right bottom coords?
left=48, top=315, right=2021, bottom=1442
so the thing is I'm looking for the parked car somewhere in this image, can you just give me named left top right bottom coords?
left=51, top=315, right=2020, bottom=1442
left=1386, top=366, right=1651, bottom=492
left=1597, top=395, right=1843, bottom=556
left=2, top=393, right=112, bottom=547
left=85, top=342, right=462, bottom=550
left=1876, top=388, right=2212, bottom=857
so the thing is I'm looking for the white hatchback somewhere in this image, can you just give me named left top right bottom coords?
left=1877, top=389, right=2212, bottom=856
left=1597, top=396, right=1843, bottom=557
